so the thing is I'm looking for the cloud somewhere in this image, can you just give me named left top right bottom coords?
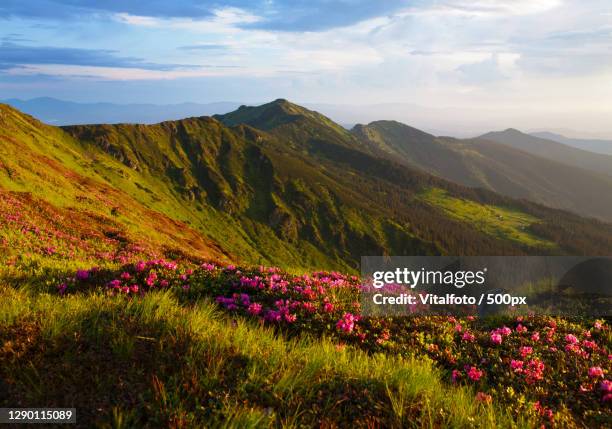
left=1, top=1, right=412, bottom=32
left=454, top=53, right=518, bottom=84
left=0, top=43, right=198, bottom=71
left=179, top=44, right=229, bottom=51
left=404, top=0, right=563, bottom=17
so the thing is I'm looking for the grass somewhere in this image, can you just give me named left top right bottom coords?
left=0, top=286, right=526, bottom=428
left=420, top=188, right=556, bottom=249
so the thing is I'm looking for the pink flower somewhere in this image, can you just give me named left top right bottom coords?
left=135, top=261, right=146, bottom=272
left=201, top=263, right=216, bottom=271
left=519, top=346, right=533, bottom=358
left=451, top=369, right=462, bottom=382
left=525, top=359, right=545, bottom=384
left=594, top=321, right=603, bottom=330
left=462, top=332, right=475, bottom=342
left=565, top=334, right=579, bottom=344
left=510, top=360, right=524, bottom=373
left=130, top=285, right=139, bottom=293
left=336, top=313, right=358, bottom=333
left=515, top=323, right=527, bottom=333
left=599, top=380, right=612, bottom=392
left=145, top=272, right=157, bottom=286
left=476, top=391, right=492, bottom=404
left=57, top=283, right=68, bottom=295
left=490, top=333, right=502, bottom=345
left=247, top=303, right=262, bottom=315
left=75, top=269, right=89, bottom=281
left=120, top=272, right=131, bottom=280
left=454, top=324, right=462, bottom=332
left=467, top=366, right=484, bottom=381
left=323, top=302, right=334, bottom=313
left=589, top=367, right=604, bottom=378
left=531, top=332, right=540, bottom=342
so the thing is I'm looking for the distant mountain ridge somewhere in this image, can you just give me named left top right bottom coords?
left=479, top=128, right=612, bottom=178
left=530, top=131, right=612, bottom=156
left=353, top=121, right=612, bottom=222
left=1, top=97, right=244, bottom=125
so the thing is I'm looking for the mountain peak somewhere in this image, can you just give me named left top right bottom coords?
left=214, top=99, right=351, bottom=140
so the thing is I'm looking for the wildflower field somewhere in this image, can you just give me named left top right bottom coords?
left=2, top=256, right=610, bottom=428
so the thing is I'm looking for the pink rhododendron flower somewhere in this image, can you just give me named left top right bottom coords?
left=75, top=269, right=89, bottom=280
left=451, top=369, right=462, bottom=382
left=476, top=391, right=492, bottom=403
left=565, top=334, right=579, bottom=344
left=462, top=332, right=475, bottom=342
left=519, top=346, right=533, bottom=358
left=525, top=359, right=545, bottom=384
left=336, top=313, right=358, bottom=333
left=510, top=360, right=524, bottom=373
left=589, top=367, right=604, bottom=378
left=247, top=303, right=262, bottom=315
left=490, top=333, right=502, bottom=345
left=531, top=332, right=540, bottom=342
left=467, top=366, right=484, bottom=381
left=57, top=283, right=67, bottom=295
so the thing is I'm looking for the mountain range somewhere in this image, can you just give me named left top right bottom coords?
left=2, top=99, right=612, bottom=272
left=350, top=121, right=612, bottom=221
left=530, top=131, right=612, bottom=156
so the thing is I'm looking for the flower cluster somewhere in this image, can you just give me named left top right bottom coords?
left=56, top=260, right=611, bottom=427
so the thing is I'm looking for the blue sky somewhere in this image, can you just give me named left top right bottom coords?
left=1, top=1, right=612, bottom=134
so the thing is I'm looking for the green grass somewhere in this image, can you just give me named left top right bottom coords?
left=0, top=286, right=529, bottom=428
left=420, top=188, right=556, bottom=248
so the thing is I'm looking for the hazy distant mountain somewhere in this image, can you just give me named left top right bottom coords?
left=1, top=97, right=243, bottom=125
left=479, top=129, right=612, bottom=178
left=530, top=131, right=612, bottom=156
left=354, top=121, right=612, bottom=222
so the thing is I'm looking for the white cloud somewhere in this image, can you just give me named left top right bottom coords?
left=402, top=0, right=563, bottom=18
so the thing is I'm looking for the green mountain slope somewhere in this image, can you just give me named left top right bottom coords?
left=353, top=120, right=612, bottom=222
left=3, top=101, right=612, bottom=274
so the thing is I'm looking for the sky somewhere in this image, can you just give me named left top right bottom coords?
left=1, top=0, right=612, bottom=136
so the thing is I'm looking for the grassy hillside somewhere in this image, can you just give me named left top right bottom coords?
left=353, top=120, right=612, bottom=222
left=2, top=259, right=609, bottom=428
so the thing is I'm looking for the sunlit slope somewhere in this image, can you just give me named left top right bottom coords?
left=0, top=104, right=229, bottom=267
